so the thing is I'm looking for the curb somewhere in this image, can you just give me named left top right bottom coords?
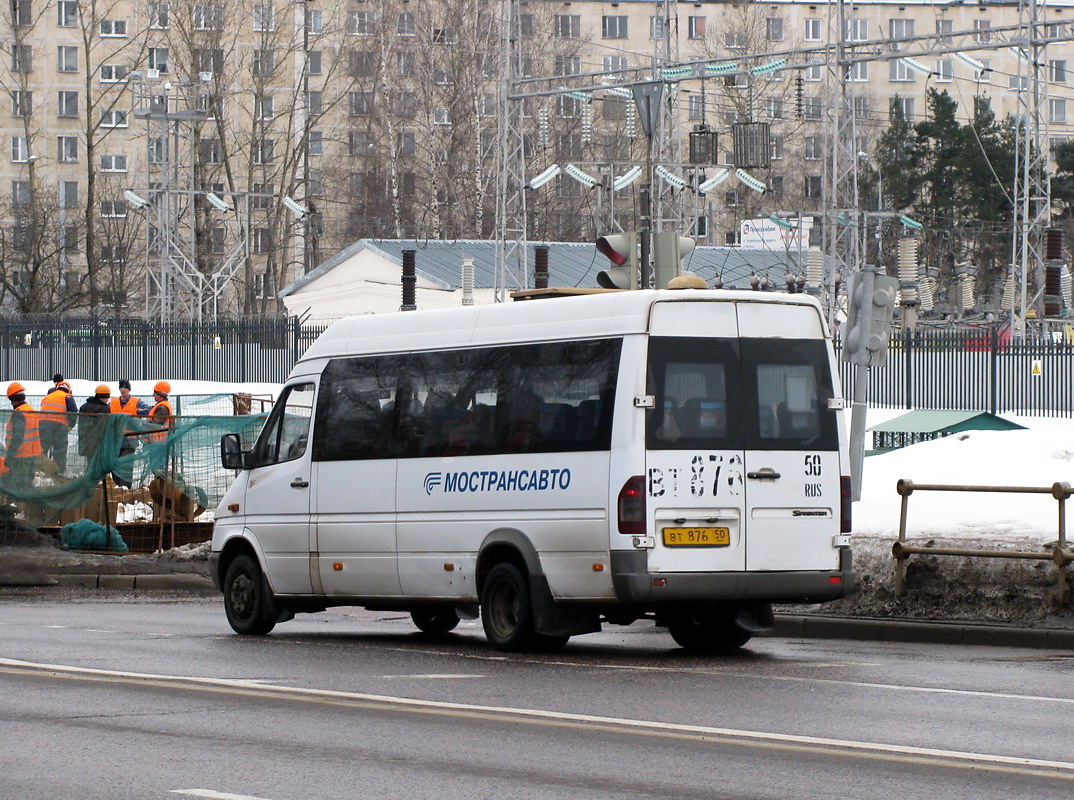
left=772, top=614, right=1074, bottom=650
left=51, top=573, right=216, bottom=592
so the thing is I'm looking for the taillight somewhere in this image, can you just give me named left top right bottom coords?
left=617, top=475, right=646, bottom=535
left=840, top=475, right=852, bottom=533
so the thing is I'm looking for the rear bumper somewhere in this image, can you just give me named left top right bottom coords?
left=610, top=548, right=855, bottom=605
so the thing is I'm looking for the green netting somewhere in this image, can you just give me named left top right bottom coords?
left=0, top=410, right=267, bottom=529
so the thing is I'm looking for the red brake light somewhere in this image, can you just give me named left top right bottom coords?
left=617, top=475, right=646, bottom=535
left=840, top=475, right=852, bottom=533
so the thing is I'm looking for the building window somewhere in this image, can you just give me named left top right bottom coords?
left=555, top=14, right=580, bottom=38
left=853, top=96, right=870, bottom=119
left=254, top=271, right=275, bottom=296
left=1050, top=99, right=1067, bottom=123
left=99, top=19, right=127, bottom=37
left=688, top=16, right=706, bottom=40
left=59, top=180, right=77, bottom=208
left=1009, top=75, right=1029, bottom=92
left=62, top=227, right=79, bottom=254
left=99, top=154, right=127, bottom=172
left=725, top=32, right=747, bottom=49
left=148, top=47, right=169, bottom=73
left=556, top=95, right=581, bottom=119
left=100, top=109, right=127, bottom=127
left=149, top=136, right=165, bottom=164
left=935, top=59, right=953, bottom=82
left=252, top=183, right=274, bottom=209
left=349, top=91, right=372, bottom=116
left=253, top=49, right=274, bottom=76
left=57, top=136, right=78, bottom=163
left=352, top=50, right=378, bottom=77
left=804, top=62, right=822, bottom=82
left=804, top=136, right=821, bottom=160
left=848, top=62, right=868, bottom=82
left=11, top=136, right=29, bottom=163
left=396, top=51, right=414, bottom=77
left=603, top=55, right=628, bottom=72
left=307, top=90, right=322, bottom=116
left=891, top=97, right=915, bottom=121
left=58, top=91, right=79, bottom=118
left=100, top=245, right=127, bottom=263
left=804, top=18, right=822, bottom=42
left=769, top=176, right=784, bottom=198
left=650, top=15, right=666, bottom=41
left=254, top=138, right=275, bottom=164
left=252, top=229, right=271, bottom=256
left=194, top=4, right=223, bottom=30
left=803, top=97, right=822, bottom=120
left=11, top=91, right=32, bottom=117
left=890, top=19, right=914, bottom=41
left=255, top=94, right=274, bottom=120
left=57, top=0, right=77, bottom=26
left=805, top=176, right=823, bottom=198
left=602, top=15, right=627, bottom=39
left=397, top=11, right=415, bottom=36
left=348, top=10, right=375, bottom=35
left=974, top=19, right=991, bottom=43
left=846, top=19, right=868, bottom=41
left=936, top=19, right=953, bottom=43
left=975, top=60, right=991, bottom=83
left=12, top=180, right=31, bottom=207
left=304, top=8, right=322, bottom=33
left=433, top=108, right=452, bottom=126
left=198, top=139, right=221, bottom=164
left=11, top=45, right=32, bottom=73
left=889, top=60, right=916, bottom=82
left=1051, top=60, right=1068, bottom=83
left=770, top=136, right=784, bottom=160
left=396, top=91, right=415, bottom=118
left=100, top=200, right=128, bottom=218
left=555, top=55, right=580, bottom=76
left=688, top=95, right=704, bottom=121
left=766, top=98, right=784, bottom=119
left=253, top=5, right=275, bottom=32
left=766, top=17, right=783, bottom=41
left=148, top=2, right=169, bottom=29
left=397, top=131, right=416, bottom=157
left=57, top=46, right=79, bottom=73
left=306, top=52, right=321, bottom=75
left=308, top=130, right=322, bottom=156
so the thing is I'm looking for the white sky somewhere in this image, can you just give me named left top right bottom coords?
left=13, top=379, right=1070, bottom=542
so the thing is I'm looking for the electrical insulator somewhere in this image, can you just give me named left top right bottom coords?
left=581, top=104, right=592, bottom=145
left=1044, top=261, right=1063, bottom=316
left=805, top=247, right=824, bottom=288
left=538, top=108, right=550, bottom=148
left=625, top=103, right=637, bottom=138
left=919, top=275, right=935, bottom=312
left=961, top=276, right=976, bottom=311
left=1000, top=273, right=1015, bottom=311
left=896, top=236, right=919, bottom=305
left=1064, top=266, right=1073, bottom=309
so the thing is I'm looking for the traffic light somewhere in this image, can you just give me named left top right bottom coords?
left=596, top=232, right=639, bottom=289
left=843, top=269, right=899, bottom=366
left=653, top=232, right=696, bottom=288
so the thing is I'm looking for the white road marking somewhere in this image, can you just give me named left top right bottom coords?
left=2, top=656, right=1073, bottom=776
left=170, top=791, right=273, bottom=800
left=379, top=674, right=485, bottom=679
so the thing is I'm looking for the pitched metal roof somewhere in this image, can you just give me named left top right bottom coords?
left=281, top=238, right=821, bottom=297
left=868, top=410, right=1027, bottom=434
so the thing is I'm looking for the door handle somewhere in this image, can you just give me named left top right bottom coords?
left=290, top=478, right=310, bottom=488
left=747, top=469, right=781, bottom=480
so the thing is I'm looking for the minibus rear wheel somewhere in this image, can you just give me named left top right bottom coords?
left=223, top=554, right=277, bottom=636
left=480, top=563, right=568, bottom=652
left=411, top=608, right=461, bottom=634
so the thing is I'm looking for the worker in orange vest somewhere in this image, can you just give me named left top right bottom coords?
left=39, top=374, right=77, bottom=473
left=4, top=381, right=42, bottom=490
left=148, top=381, right=174, bottom=435
left=110, top=379, right=146, bottom=416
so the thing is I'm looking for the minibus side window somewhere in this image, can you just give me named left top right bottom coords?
left=251, top=383, right=315, bottom=466
left=741, top=338, right=837, bottom=450
left=646, top=337, right=741, bottom=450
left=313, top=357, right=399, bottom=461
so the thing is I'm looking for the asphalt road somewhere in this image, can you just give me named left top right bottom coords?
left=1, top=597, right=1073, bottom=799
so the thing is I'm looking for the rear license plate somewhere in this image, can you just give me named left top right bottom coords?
left=662, top=527, right=730, bottom=547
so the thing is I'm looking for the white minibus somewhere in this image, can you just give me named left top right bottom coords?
left=211, top=289, right=854, bottom=652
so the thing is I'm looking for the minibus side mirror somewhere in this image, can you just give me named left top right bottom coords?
left=220, top=433, right=248, bottom=470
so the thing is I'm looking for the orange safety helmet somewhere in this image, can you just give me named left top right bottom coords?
left=56, top=381, right=72, bottom=393
left=154, top=380, right=171, bottom=395
left=95, top=384, right=111, bottom=396
left=6, top=381, right=25, bottom=398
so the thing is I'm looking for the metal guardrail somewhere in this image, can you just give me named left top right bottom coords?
left=893, top=479, right=1074, bottom=606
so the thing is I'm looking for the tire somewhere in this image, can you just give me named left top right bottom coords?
left=223, top=554, right=277, bottom=635
left=411, top=608, right=461, bottom=634
left=667, top=610, right=752, bottom=653
left=481, top=562, right=540, bottom=651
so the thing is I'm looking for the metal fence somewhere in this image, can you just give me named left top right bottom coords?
left=839, top=327, right=1074, bottom=418
left=0, top=317, right=330, bottom=386
left=3, top=319, right=1073, bottom=417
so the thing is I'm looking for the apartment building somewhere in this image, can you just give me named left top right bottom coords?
left=2, top=0, right=1071, bottom=317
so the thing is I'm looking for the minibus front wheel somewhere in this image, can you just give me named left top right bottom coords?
left=481, top=562, right=568, bottom=652
left=223, top=554, right=277, bottom=636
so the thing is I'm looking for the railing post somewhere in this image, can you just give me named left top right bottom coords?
left=903, top=328, right=913, bottom=410
left=990, top=326, right=999, bottom=415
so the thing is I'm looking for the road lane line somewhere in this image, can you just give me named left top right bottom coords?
left=170, top=791, right=272, bottom=800
left=2, top=656, right=1073, bottom=780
